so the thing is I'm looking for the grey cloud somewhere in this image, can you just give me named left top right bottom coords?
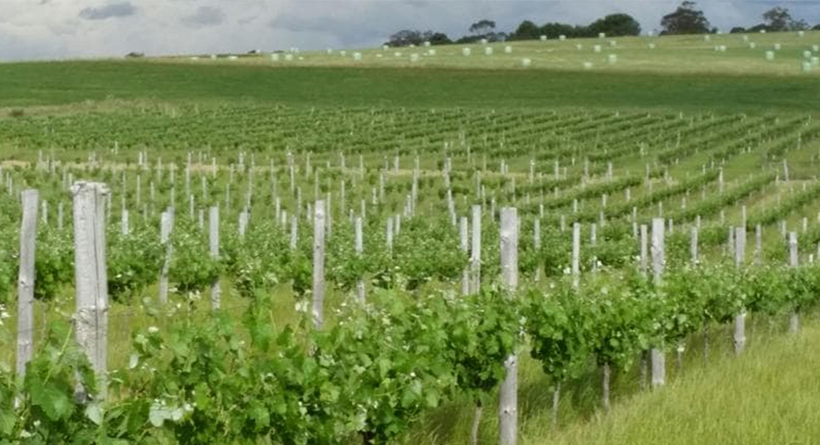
left=181, top=6, right=226, bottom=27
left=78, top=2, right=136, bottom=20
left=270, top=13, right=386, bottom=46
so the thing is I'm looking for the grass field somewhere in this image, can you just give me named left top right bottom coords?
left=0, top=31, right=818, bottom=112
left=1, top=30, right=820, bottom=445
left=163, top=31, right=820, bottom=76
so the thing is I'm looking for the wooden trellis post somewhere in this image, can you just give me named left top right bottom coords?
left=16, top=189, right=38, bottom=382
left=72, top=182, right=109, bottom=400
left=498, top=207, right=519, bottom=445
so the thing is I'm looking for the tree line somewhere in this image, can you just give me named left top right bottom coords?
left=385, top=1, right=818, bottom=47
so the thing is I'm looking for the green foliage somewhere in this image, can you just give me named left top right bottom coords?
left=107, top=227, right=164, bottom=303
left=34, top=227, right=74, bottom=302
left=586, top=275, right=653, bottom=368
left=661, top=1, right=712, bottom=35
left=0, top=323, right=106, bottom=444
left=526, top=282, right=594, bottom=386
left=169, top=225, right=222, bottom=294
left=221, top=221, right=289, bottom=298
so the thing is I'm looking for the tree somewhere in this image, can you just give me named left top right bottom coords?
left=660, top=1, right=711, bottom=35
left=510, top=20, right=540, bottom=40
left=814, top=24, right=820, bottom=30
left=469, top=19, right=496, bottom=36
left=386, top=30, right=424, bottom=47
left=588, top=13, right=641, bottom=37
left=385, top=30, right=450, bottom=47
left=747, top=23, right=770, bottom=33
left=762, top=7, right=808, bottom=31
left=428, top=32, right=452, bottom=45
left=729, top=26, right=746, bottom=34
left=540, top=22, right=586, bottom=39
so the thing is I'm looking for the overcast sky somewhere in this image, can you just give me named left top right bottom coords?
left=0, top=0, right=817, bottom=61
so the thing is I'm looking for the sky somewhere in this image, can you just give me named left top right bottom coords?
left=0, top=0, right=818, bottom=61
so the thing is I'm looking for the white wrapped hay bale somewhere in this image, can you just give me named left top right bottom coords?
left=576, top=44, right=583, bottom=50
left=394, top=51, right=402, bottom=57
left=812, top=57, right=820, bottom=67
left=559, top=35, right=566, bottom=41
left=760, top=29, right=767, bottom=34
left=428, top=49, right=436, bottom=56
left=271, top=53, right=279, bottom=62
left=284, top=54, right=293, bottom=61
left=583, top=61, right=593, bottom=69
left=719, top=45, right=727, bottom=52
left=190, top=56, right=199, bottom=60
left=609, top=40, right=617, bottom=47
left=607, top=54, right=617, bottom=64
left=382, top=45, right=389, bottom=51
left=504, top=46, right=512, bottom=54
left=376, top=54, right=383, bottom=58
left=804, top=50, right=813, bottom=59
left=423, top=41, right=431, bottom=47
left=813, top=45, right=819, bottom=52
left=480, top=38, right=488, bottom=45
left=210, top=54, right=216, bottom=60
left=228, top=55, right=238, bottom=60
left=598, top=32, right=606, bottom=39
left=484, top=46, right=493, bottom=56
left=326, top=48, right=333, bottom=55
left=774, top=43, right=781, bottom=51
left=340, top=50, right=347, bottom=56
left=648, top=43, right=656, bottom=49
left=765, top=50, right=775, bottom=61
left=521, top=58, right=532, bottom=67
left=410, top=53, right=420, bottom=62
left=352, top=52, right=362, bottom=61
left=298, top=56, right=304, bottom=61
left=593, top=44, right=602, bottom=53
left=741, top=35, right=749, bottom=42
left=462, top=47, right=471, bottom=56
left=798, top=30, right=805, bottom=37
left=704, top=35, right=711, bottom=42
left=802, top=61, right=813, bottom=72
left=540, top=35, right=547, bottom=41
left=749, top=42, right=757, bottom=49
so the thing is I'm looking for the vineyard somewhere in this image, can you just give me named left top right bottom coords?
left=0, top=34, right=820, bottom=444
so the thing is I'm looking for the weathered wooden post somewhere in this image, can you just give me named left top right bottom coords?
left=470, top=205, right=482, bottom=293
left=534, top=218, right=542, bottom=282
left=499, top=207, right=519, bottom=445
left=313, top=201, right=326, bottom=329
left=72, top=182, right=109, bottom=400
left=572, top=223, right=581, bottom=288
left=460, top=216, right=469, bottom=295
left=290, top=215, right=298, bottom=250
left=789, top=232, right=799, bottom=333
left=355, top=217, right=365, bottom=302
left=16, top=190, right=38, bottom=382
left=159, top=210, right=174, bottom=304
left=650, top=218, right=665, bottom=388
left=734, top=226, right=746, bottom=354
left=209, top=207, right=220, bottom=309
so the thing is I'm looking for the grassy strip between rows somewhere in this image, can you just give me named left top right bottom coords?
left=537, top=313, right=820, bottom=445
